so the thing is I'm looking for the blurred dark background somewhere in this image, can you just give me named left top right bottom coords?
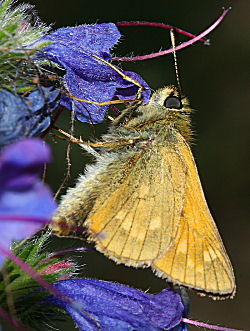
left=9, top=0, right=250, bottom=330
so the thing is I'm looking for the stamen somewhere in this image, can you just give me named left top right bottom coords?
left=113, top=8, right=231, bottom=61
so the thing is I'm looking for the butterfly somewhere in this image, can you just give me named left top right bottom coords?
left=51, top=84, right=235, bottom=299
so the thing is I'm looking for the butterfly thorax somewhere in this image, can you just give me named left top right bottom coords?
left=103, top=85, right=192, bottom=151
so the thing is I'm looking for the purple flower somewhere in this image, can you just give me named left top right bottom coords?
left=0, top=87, right=59, bottom=148
left=42, top=23, right=151, bottom=123
left=0, top=138, right=57, bottom=266
left=44, top=278, right=184, bottom=330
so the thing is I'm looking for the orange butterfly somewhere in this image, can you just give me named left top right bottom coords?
left=51, top=85, right=235, bottom=299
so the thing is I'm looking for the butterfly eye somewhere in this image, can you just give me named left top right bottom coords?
left=164, top=96, right=182, bottom=109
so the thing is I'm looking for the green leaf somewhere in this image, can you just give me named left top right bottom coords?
left=0, top=0, right=12, bottom=20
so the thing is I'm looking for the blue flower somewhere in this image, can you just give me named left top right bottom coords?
left=0, top=87, right=59, bottom=149
left=42, top=23, right=151, bottom=123
left=44, top=279, right=184, bottom=331
left=0, top=138, right=57, bottom=267
left=171, top=290, right=189, bottom=331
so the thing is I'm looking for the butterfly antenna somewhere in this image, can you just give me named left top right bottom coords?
left=170, top=28, right=182, bottom=99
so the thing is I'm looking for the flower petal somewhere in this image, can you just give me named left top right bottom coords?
left=60, top=67, right=151, bottom=124
left=0, top=87, right=59, bottom=148
left=115, top=70, right=151, bottom=105
left=0, top=138, right=56, bottom=266
left=42, top=23, right=121, bottom=64
left=44, top=279, right=184, bottom=331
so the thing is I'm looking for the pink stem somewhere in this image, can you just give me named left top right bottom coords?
left=116, top=21, right=207, bottom=43
left=113, top=8, right=231, bottom=61
left=183, top=318, right=242, bottom=331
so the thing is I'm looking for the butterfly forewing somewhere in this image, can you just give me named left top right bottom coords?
left=152, top=133, right=235, bottom=296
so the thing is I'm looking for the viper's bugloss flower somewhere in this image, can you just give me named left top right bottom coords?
left=0, top=138, right=56, bottom=267
left=0, top=87, right=59, bottom=148
left=43, top=279, right=185, bottom=331
left=41, top=23, right=151, bottom=123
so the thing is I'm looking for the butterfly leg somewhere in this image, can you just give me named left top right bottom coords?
left=53, top=126, right=145, bottom=151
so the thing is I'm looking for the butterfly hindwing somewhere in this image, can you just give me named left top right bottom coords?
left=86, top=143, right=187, bottom=266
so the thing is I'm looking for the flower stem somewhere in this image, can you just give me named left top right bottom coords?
left=113, top=8, right=231, bottom=61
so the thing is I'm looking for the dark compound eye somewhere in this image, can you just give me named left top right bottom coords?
left=164, top=96, right=182, bottom=109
